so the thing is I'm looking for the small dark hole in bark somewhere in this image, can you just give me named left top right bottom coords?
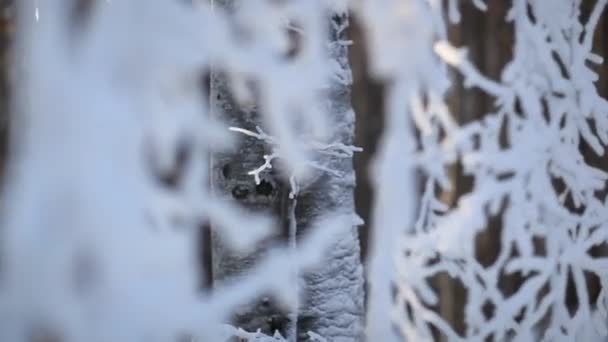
left=260, top=297, right=271, bottom=308
left=331, top=14, right=343, bottom=26
left=231, top=185, right=249, bottom=199
left=222, top=164, right=231, bottom=179
left=256, top=179, right=274, bottom=196
left=267, top=315, right=289, bottom=334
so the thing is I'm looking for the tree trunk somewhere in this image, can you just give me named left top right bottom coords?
left=295, top=13, right=364, bottom=342
left=209, top=2, right=364, bottom=341
left=210, top=66, right=292, bottom=336
left=209, top=0, right=300, bottom=337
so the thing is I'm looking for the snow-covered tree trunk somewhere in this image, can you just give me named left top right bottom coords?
left=210, top=43, right=292, bottom=339
left=210, top=2, right=364, bottom=340
left=295, top=13, right=365, bottom=342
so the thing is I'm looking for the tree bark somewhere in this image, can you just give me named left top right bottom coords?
left=295, top=13, right=364, bottom=342
left=209, top=0, right=297, bottom=337
left=209, top=2, right=364, bottom=341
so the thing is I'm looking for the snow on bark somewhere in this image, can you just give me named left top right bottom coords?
left=211, top=3, right=364, bottom=340
left=294, top=13, right=364, bottom=342
left=210, top=68, right=292, bottom=337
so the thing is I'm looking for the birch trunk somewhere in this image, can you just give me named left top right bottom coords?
left=210, top=3, right=364, bottom=340
left=295, top=13, right=364, bottom=342
left=209, top=0, right=292, bottom=336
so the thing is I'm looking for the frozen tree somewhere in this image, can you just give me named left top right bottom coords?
left=210, top=1, right=364, bottom=340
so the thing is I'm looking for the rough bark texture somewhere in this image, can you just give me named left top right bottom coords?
left=295, top=15, right=364, bottom=342
left=209, top=0, right=302, bottom=337
left=209, top=2, right=364, bottom=340
left=210, top=68, right=291, bottom=336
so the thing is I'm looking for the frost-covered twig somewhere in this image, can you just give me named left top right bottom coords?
left=229, top=125, right=361, bottom=197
